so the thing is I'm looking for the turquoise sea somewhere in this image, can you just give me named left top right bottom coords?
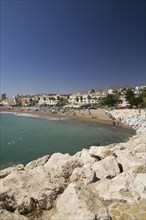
left=0, top=112, right=135, bottom=169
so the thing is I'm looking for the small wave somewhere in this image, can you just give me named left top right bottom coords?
left=47, top=117, right=68, bottom=121
left=15, top=113, right=40, bottom=118
left=8, top=140, right=15, bottom=145
left=18, top=137, right=23, bottom=140
left=15, top=113, right=69, bottom=121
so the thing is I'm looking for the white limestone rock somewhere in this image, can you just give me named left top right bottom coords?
left=70, top=167, right=96, bottom=184
left=129, top=173, right=146, bottom=199
left=131, top=143, right=146, bottom=153
left=91, top=156, right=120, bottom=179
left=89, top=146, right=114, bottom=159
left=51, top=183, right=110, bottom=220
left=0, top=165, right=64, bottom=214
left=25, top=155, right=50, bottom=169
left=73, top=148, right=98, bottom=164
left=91, top=170, right=139, bottom=203
left=116, top=154, right=145, bottom=172
left=135, top=152, right=146, bottom=160
left=0, top=164, right=24, bottom=179
left=44, top=152, right=82, bottom=178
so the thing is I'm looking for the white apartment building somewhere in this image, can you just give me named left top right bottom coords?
left=38, top=95, right=58, bottom=106
left=68, top=93, right=104, bottom=105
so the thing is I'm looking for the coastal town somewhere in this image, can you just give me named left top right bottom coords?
left=0, top=85, right=146, bottom=110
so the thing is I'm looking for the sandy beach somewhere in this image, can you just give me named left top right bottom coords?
left=0, top=107, right=125, bottom=127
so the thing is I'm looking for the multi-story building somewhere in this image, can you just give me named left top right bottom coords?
left=0, top=93, right=6, bottom=100
left=68, top=92, right=105, bottom=105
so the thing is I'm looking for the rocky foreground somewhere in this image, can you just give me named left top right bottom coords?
left=0, top=109, right=146, bottom=220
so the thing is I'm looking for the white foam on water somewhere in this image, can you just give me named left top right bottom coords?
left=18, top=137, right=23, bottom=140
left=15, top=113, right=69, bottom=121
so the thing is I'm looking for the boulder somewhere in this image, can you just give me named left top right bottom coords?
left=75, top=148, right=98, bottom=165
left=129, top=173, right=146, bottom=199
left=70, top=167, right=96, bottom=185
left=0, top=164, right=24, bottom=179
left=25, top=155, right=50, bottom=169
left=131, top=143, right=146, bottom=153
left=116, top=154, right=145, bottom=173
left=0, top=165, right=64, bottom=214
left=51, top=183, right=110, bottom=220
left=91, top=170, right=139, bottom=203
left=89, top=146, right=114, bottom=159
left=92, top=156, right=120, bottom=179
left=44, top=153, right=82, bottom=178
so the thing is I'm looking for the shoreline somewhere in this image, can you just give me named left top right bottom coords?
left=0, top=107, right=129, bottom=128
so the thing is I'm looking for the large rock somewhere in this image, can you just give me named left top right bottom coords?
left=0, top=165, right=64, bottom=214
left=70, top=167, right=96, bottom=185
left=89, top=146, right=114, bottom=159
left=0, top=164, right=24, bottom=179
left=91, top=170, right=146, bottom=203
left=51, top=183, right=110, bottom=220
left=73, top=148, right=97, bottom=165
left=90, top=170, right=138, bottom=203
left=92, top=156, right=120, bottom=179
left=116, top=154, right=145, bottom=173
left=129, top=173, right=146, bottom=199
left=131, top=143, right=146, bottom=153
left=25, top=155, right=50, bottom=169
left=44, top=153, right=82, bottom=178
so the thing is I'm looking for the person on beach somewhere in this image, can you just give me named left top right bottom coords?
left=112, top=118, right=116, bottom=127
left=117, top=119, right=120, bottom=127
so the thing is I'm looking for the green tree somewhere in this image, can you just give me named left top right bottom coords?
left=90, top=89, right=95, bottom=93
left=57, top=96, right=60, bottom=101
left=139, top=90, right=146, bottom=108
left=76, top=96, right=79, bottom=102
left=102, top=94, right=122, bottom=107
left=129, top=96, right=143, bottom=108
left=103, top=94, right=115, bottom=106
left=56, top=97, right=67, bottom=107
left=125, top=89, right=135, bottom=102
left=124, top=88, right=146, bottom=108
left=87, top=95, right=91, bottom=101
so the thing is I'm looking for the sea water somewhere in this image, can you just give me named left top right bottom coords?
left=0, top=112, right=135, bottom=169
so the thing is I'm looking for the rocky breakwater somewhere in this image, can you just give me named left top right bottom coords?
left=0, top=109, right=146, bottom=220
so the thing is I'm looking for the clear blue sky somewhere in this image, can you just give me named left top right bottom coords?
left=1, top=0, right=145, bottom=98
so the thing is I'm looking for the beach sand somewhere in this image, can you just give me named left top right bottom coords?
left=0, top=107, right=126, bottom=127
